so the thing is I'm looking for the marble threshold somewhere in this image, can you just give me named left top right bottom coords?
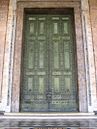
left=0, top=112, right=97, bottom=119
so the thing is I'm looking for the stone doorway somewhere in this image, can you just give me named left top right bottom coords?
left=12, top=1, right=87, bottom=113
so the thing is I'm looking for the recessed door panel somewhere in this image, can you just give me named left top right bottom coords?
left=20, top=14, right=78, bottom=112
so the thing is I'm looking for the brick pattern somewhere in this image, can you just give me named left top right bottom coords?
left=89, top=0, right=97, bottom=95
left=0, top=0, right=9, bottom=102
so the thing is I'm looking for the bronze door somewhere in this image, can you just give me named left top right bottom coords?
left=20, top=14, right=78, bottom=112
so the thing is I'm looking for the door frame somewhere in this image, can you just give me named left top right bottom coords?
left=12, top=1, right=88, bottom=112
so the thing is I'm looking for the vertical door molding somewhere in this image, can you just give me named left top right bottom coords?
left=12, top=2, right=24, bottom=112
left=12, top=1, right=87, bottom=112
left=74, top=5, right=88, bottom=112
left=81, top=0, right=97, bottom=112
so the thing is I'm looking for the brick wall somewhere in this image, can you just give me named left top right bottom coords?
left=89, top=0, right=97, bottom=93
left=0, top=0, right=9, bottom=102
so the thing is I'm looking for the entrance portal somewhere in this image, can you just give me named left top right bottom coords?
left=20, top=11, right=78, bottom=112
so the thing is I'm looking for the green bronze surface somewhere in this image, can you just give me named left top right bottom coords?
left=20, top=14, right=78, bottom=112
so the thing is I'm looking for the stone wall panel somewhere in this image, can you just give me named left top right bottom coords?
left=0, top=0, right=9, bottom=102
left=90, top=1, right=97, bottom=90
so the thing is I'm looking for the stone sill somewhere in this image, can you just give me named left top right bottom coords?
left=4, top=112, right=94, bottom=116
left=1, top=112, right=97, bottom=119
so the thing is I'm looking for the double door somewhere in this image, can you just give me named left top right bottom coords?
left=20, top=14, right=78, bottom=112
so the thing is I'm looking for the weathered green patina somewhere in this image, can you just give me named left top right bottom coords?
left=20, top=14, right=78, bottom=112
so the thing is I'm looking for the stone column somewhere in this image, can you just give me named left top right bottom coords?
left=1, top=0, right=16, bottom=112
left=81, top=0, right=97, bottom=112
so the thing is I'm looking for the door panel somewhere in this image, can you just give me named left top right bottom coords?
left=20, top=14, right=78, bottom=112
